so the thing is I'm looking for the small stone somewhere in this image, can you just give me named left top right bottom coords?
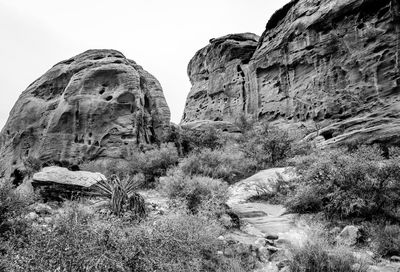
left=217, top=235, right=225, bottom=241
left=336, top=225, right=361, bottom=246
left=25, top=212, right=39, bottom=221
left=265, top=234, right=279, bottom=240
left=219, top=214, right=233, bottom=228
left=267, top=246, right=279, bottom=253
left=254, top=238, right=267, bottom=248
left=390, top=256, right=400, bottom=262
left=217, top=251, right=223, bottom=256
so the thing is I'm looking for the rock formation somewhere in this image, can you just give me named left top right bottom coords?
left=183, top=0, right=400, bottom=145
left=0, top=49, right=170, bottom=178
left=183, top=33, right=260, bottom=124
left=32, top=166, right=105, bottom=201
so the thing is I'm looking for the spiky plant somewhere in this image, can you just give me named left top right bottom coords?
left=94, top=174, right=146, bottom=218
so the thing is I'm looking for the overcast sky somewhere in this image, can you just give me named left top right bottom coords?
left=0, top=0, right=289, bottom=126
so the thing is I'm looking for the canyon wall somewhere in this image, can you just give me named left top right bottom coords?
left=183, top=0, right=400, bottom=145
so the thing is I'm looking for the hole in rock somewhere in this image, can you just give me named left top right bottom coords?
left=11, top=169, right=24, bottom=187
left=99, top=88, right=105, bottom=95
left=321, top=131, right=334, bottom=140
left=70, top=165, right=80, bottom=171
left=105, top=96, right=113, bottom=101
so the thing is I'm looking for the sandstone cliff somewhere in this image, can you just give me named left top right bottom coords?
left=183, top=33, right=259, bottom=124
left=0, top=49, right=170, bottom=178
left=183, top=0, right=400, bottom=145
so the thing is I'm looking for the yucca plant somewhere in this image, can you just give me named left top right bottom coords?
left=94, top=174, right=147, bottom=218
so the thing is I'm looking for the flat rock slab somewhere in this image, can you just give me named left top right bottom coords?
left=227, top=168, right=307, bottom=247
left=33, top=166, right=105, bottom=187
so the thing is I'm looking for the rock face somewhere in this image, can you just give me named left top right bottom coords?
left=0, top=50, right=170, bottom=177
left=183, top=0, right=400, bottom=145
left=183, top=33, right=260, bottom=123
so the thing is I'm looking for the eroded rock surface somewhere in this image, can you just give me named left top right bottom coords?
left=183, top=33, right=260, bottom=123
left=0, top=49, right=170, bottom=177
left=183, top=0, right=400, bottom=145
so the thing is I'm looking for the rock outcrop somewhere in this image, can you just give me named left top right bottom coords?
left=32, top=166, right=105, bottom=201
left=183, top=0, right=400, bottom=145
left=183, top=33, right=260, bottom=124
left=0, top=49, right=170, bottom=178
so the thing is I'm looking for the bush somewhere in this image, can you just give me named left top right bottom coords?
left=1, top=205, right=247, bottom=272
left=179, top=147, right=257, bottom=184
left=180, top=126, right=225, bottom=154
left=372, top=224, right=400, bottom=257
left=159, top=170, right=229, bottom=215
left=288, top=239, right=367, bottom=272
left=239, top=123, right=293, bottom=168
left=130, top=143, right=179, bottom=184
left=0, top=180, right=30, bottom=239
left=286, top=146, right=400, bottom=220
left=81, top=143, right=179, bottom=186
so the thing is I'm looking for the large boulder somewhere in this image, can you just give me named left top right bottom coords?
left=0, top=49, right=170, bottom=178
left=32, top=166, right=105, bottom=200
left=183, top=0, right=400, bottom=146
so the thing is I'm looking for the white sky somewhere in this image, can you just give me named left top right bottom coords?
left=0, top=0, right=289, bottom=126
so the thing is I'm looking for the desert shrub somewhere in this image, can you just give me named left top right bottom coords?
left=372, top=224, right=400, bottom=257
left=239, top=122, right=293, bottom=168
left=159, top=169, right=229, bottom=215
left=2, top=204, right=129, bottom=271
left=286, top=146, right=400, bottom=220
left=179, top=147, right=257, bottom=184
left=0, top=180, right=30, bottom=239
left=180, top=126, right=225, bottom=154
left=80, top=159, right=131, bottom=177
left=130, top=143, right=179, bottom=184
left=80, top=143, right=179, bottom=185
left=94, top=174, right=146, bottom=218
left=234, top=114, right=256, bottom=132
left=2, top=205, right=247, bottom=272
left=288, top=239, right=367, bottom=272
